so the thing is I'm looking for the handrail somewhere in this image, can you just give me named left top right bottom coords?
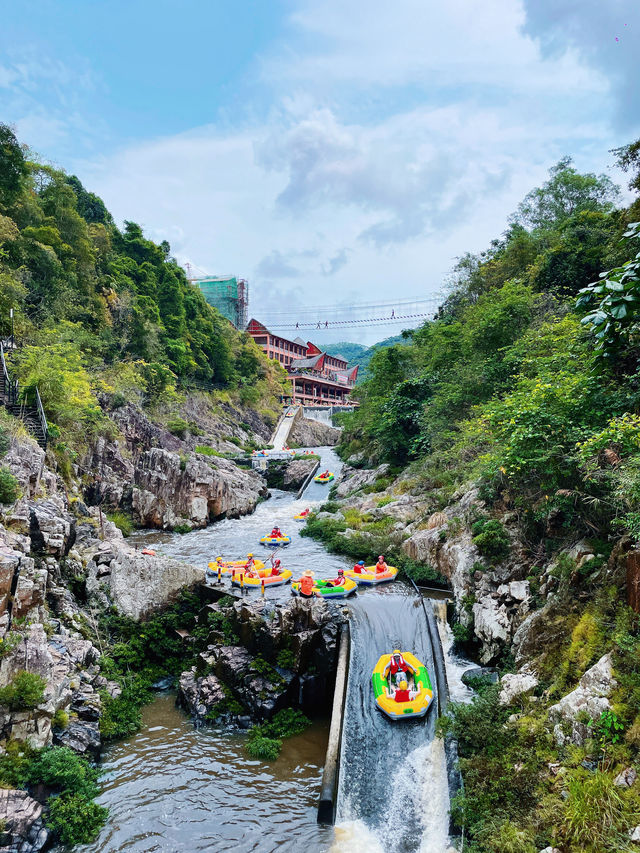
left=34, top=387, right=48, bottom=450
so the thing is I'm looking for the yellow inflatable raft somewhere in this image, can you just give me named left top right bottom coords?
left=314, top=472, right=335, bottom=484
left=344, top=566, right=398, bottom=586
left=207, top=559, right=265, bottom=576
left=259, top=535, right=291, bottom=547
left=371, top=651, right=433, bottom=720
left=293, top=511, right=310, bottom=522
left=231, top=567, right=292, bottom=588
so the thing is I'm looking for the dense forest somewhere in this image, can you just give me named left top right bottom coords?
left=332, top=145, right=640, bottom=852
left=0, top=123, right=285, bottom=449
left=340, top=152, right=640, bottom=543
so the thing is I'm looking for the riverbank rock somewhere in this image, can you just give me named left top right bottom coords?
left=264, top=457, right=317, bottom=491
left=85, top=538, right=203, bottom=620
left=289, top=416, right=340, bottom=447
left=178, top=669, right=226, bottom=723
left=132, top=448, right=267, bottom=530
left=0, top=789, right=48, bottom=852
left=548, top=653, right=617, bottom=746
left=499, top=667, right=539, bottom=705
left=335, top=464, right=390, bottom=498
left=202, top=644, right=296, bottom=720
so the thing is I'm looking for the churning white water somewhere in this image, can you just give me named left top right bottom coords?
left=332, top=739, right=454, bottom=853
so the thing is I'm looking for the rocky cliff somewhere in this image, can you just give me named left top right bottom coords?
left=83, top=399, right=269, bottom=531
left=289, top=415, right=340, bottom=447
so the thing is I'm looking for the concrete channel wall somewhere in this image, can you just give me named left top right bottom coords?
left=317, top=622, right=350, bottom=825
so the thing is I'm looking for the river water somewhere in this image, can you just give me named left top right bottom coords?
left=79, top=446, right=467, bottom=853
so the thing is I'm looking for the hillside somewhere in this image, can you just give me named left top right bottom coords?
left=0, top=124, right=286, bottom=463
left=305, top=147, right=640, bottom=851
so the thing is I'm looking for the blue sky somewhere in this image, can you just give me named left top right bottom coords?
left=1, top=0, right=639, bottom=344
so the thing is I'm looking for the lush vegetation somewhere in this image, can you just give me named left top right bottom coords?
left=337, top=150, right=640, bottom=548
left=0, top=742, right=107, bottom=845
left=246, top=708, right=311, bottom=761
left=0, top=123, right=285, bottom=453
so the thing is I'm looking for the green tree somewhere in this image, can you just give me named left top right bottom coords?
left=512, top=157, right=619, bottom=232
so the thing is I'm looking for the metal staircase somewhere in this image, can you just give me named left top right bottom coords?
left=0, top=341, right=48, bottom=450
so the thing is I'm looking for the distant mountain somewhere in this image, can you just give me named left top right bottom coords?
left=324, top=335, right=405, bottom=381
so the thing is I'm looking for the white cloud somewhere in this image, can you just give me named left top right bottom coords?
left=75, top=0, right=628, bottom=345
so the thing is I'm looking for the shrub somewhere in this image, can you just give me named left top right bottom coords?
left=471, top=518, right=510, bottom=561
left=52, top=709, right=69, bottom=730
left=246, top=736, right=281, bottom=760
left=556, top=771, right=631, bottom=852
left=99, top=688, right=145, bottom=741
left=0, top=671, right=46, bottom=710
left=245, top=708, right=311, bottom=761
left=0, top=426, right=9, bottom=457
left=257, top=709, right=311, bottom=740
left=276, top=649, right=296, bottom=670
left=195, top=445, right=223, bottom=457
left=172, top=523, right=192, bottom=534
left=106, top=511, right=133, bottom=537
left=0, top=466, right=19, bottom=504
left=166, top=416, right=189, bottom=438
left=27, top=746, right=100, bottom=800
left=47, top=792, right=107, bottom=846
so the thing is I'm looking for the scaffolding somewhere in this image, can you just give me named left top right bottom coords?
left=192, top=275, right=249, bottom=329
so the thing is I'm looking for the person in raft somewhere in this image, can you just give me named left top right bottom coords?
left=271, top=526, right=283, bottom=538
left=300, top=508, right=310, bottom=517
left=244, top=553, right=256, bottom=572
left=353, top=560, right=366, bottom=574
left=320, top=470, right=330, bottom=478
left=295, top=569, right=316, bottom=597
left=389, top=650, right=409, bottom=684
left=375, top=555, right=388, bottom=573
left=270, top=555, right=282, bottom=577
left=394, top=680, right=412, bottom=703
left=328, top=568, right=346, bottom=587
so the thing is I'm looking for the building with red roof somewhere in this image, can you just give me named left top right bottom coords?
left=246, top=319, right=358, bottom=405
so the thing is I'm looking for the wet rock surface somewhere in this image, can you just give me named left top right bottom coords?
left=0, top=789, right=48, bottom=853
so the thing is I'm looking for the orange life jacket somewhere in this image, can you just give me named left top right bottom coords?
left=300, top=576, right=314, bottom=595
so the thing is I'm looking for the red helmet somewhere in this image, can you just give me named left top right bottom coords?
left=275, top=559, right=281, bottom=566
left=338, top=568, right=344, bottom=575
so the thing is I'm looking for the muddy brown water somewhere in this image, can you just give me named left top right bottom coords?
left=79, top=693, right=333, bottom=853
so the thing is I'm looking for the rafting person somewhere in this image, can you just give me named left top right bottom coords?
left=375, top=555, right=388, bottom=573
left=245, top=553, right=256, bottom=570
left=353, top=560, right=365, bottom=574
left=270, top=557, right=282, bottom=577
left=295, top=570, right=316, bottom=597
left=394, top=680, right=411, bottom=703
left=300, top=508, right=310, bottom=517
left=329, top=568, right=346, bottom=587
left=389, top=650, right=409, bottom=684
left=271, top=526, right=282, bottom=538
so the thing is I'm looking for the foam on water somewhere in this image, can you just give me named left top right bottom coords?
left=333, top=739, right=453, bottom=853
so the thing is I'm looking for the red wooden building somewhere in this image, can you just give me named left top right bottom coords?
left=246, top=319, right=358, bottom=405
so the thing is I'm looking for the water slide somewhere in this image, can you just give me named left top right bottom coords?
left=271, top=406, right=296, bottom=450
left=332, top=591, right=454, bottom=853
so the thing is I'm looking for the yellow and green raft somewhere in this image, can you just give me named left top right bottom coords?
left=371, top=651, right=433, bottom=720
left=314, top=472, right=334, bottom=484
left=291, top=577, right=357, bottom=598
